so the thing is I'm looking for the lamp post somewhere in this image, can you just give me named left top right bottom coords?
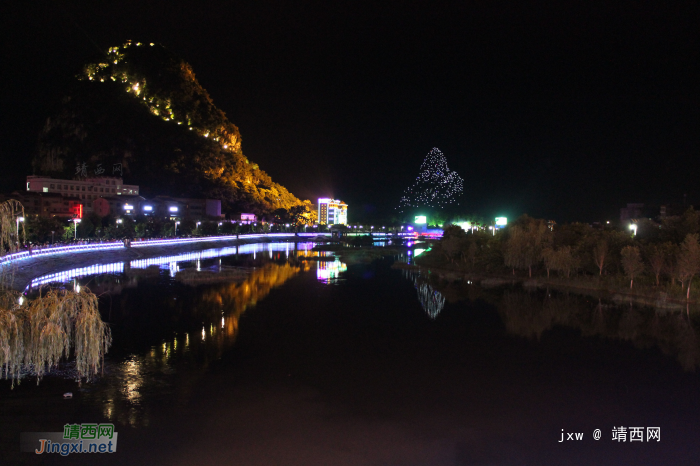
left=72, top=218, right=81, bottom=240
left=15, top=216, right=24, bottom=239
left=175, top=221, right=180, bottom=237
left=629, top=224, right=637, bottom=236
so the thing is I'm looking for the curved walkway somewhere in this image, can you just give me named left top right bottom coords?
left=3, top=233, right=331, bottom=291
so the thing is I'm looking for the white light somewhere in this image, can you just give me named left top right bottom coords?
left=169, top=206, right=179, bottom=212
left=143, top=205, right=153, bottom=211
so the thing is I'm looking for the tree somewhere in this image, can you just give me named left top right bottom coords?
left=467, top=242, right=478, bottom=268
left=593, top=240, right=608, bottom=276
left=556, top=246, right=578, bottom=278
left=519, top=219, right=550, bottom=278
left=504, top=226, right=526, bottom=275
left=621, top=246, right=644, bottom=289
left=440, top=225, right=467, bottom=263
left=542, top=247, right=555, bottom=278
left=645, top=243, right=674, bottom=287
left=677, top=233, right=700, bottom=300
left=542, top=246, right=578, bottom=279
left=0, top=200, right=25, bottom=256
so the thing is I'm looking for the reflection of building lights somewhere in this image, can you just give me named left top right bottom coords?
left=202, top=327, right=206, bottom=341
left=316, top=260, right=348, bottom=283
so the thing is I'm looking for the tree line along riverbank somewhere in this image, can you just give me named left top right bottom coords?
left=413, top=210, right=700, bottom=308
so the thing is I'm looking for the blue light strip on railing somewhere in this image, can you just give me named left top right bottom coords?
left=1, top=233, right=332, bottom=266
left=25, top=241, right=318, bottom=289
left=29, top=262, right=125, bottom=289
left=3, top=231, right=430, bottom=268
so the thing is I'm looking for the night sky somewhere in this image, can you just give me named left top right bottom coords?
left=1, top=1, right=698, bottom=222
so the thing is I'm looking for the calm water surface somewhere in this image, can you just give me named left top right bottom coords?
left=2, top=242, right=700, bottom=465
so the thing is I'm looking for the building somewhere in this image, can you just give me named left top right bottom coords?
left=26, top=175, right=139, bottom=215
left=92, top=196, right=146, bottom=217
left=620, top=203, right=644, bottom=221
left=318, top=198, right=348, bottom=225
left=135, top=196, right=223, bottom=220
left=1, top=191, right=83, bottom=218
left=15, top=176, right=223, bottom=221
left=240, top=213, right=257, bottom=224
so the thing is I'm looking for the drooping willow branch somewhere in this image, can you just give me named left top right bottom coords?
left=0, top=199, right=25, bottom=256
left=0, top=287, right=112, bottom=388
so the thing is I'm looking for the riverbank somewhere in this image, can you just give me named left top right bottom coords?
left=4, top=235, right=322, bottom=291
left=399, top=259, right=696, bottom=312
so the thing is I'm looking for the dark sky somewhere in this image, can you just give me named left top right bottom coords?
left=1, top=0, right=698, bottom=222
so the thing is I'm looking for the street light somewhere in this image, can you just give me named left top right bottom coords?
left=72, top=218, right=81, bottom=240
left=15, top=216, right=24, bottom=238
left=629, top=224, right=637, bottom=236
left=175, top=221, right=180, bottom=236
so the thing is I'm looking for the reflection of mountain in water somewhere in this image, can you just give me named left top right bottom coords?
left=200, top=261, right=307, bottom=340
left=498, top=291, right=700, bottom=371
left=402, top=269, right=446, bottom=319
left=91, top=261, right=306, bottom=428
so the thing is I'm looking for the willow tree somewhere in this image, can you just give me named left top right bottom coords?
left=0, top=200, right=111, bottom=387
left=0, top=199, right=25, bottom=291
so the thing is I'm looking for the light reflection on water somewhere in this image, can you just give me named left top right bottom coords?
left=316, top=259, right=348, bottom=284
left=24, top=242, right=343, bottom=428
left=402, top=269, right=446, bottom=319
left=26, top=242, right=320, bottom=290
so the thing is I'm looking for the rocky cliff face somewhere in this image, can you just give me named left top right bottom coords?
left=34, top=41, right=307, bottom=215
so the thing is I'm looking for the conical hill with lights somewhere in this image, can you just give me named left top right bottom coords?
left=34, top=41, right=309, bottom=215
left=398, top=147, right=464, bottom=213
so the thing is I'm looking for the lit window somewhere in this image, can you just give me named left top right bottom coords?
left=43, top=187, right=48, bottom=193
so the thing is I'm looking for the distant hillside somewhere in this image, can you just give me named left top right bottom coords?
left=34, top=41, right=309, bottom=216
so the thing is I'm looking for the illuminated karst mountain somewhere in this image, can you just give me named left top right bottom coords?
left=34, top=41, right=310, bottom=215
left=398, top=147, right=464, bottom=213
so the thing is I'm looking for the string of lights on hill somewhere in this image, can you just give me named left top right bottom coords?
left=398, top=148, right=464, bottom=212
left=81, top=41, right=245, bottom=160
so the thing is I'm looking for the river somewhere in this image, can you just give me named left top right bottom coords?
left=1, top=241, right=699, bottom=465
